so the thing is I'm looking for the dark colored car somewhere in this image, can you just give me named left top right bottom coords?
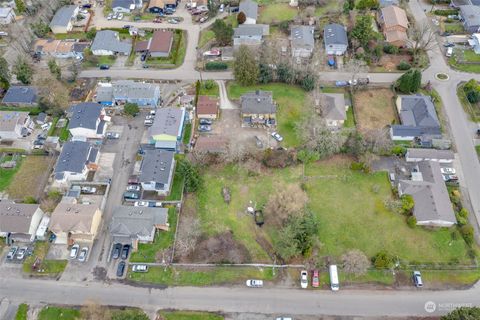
left=198, top=125, right=212, bottom=132
left=199, top=118, right=213, bottom=125
left=121, top=244, right=130, bottom=260
left=117, top=261, right=126, bottom=277
left=443, top=42, right=455, bottom=47
left=112, top=243, right=122, bottom=259
left=99, top=64, right=110, bottom=70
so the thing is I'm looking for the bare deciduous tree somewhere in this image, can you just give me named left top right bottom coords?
left=344, top=58, right=368, bottom=92
left=341, top=249, right=370, bottom=275
left=407, top=22, right=436, bottom=61
left=222, top=135, right=258, bottom=163
left=264, top=184, right=308, bottom=225
left=363, top=128, right=393, bottom=154
left=176, top=217, right=201, bottom=257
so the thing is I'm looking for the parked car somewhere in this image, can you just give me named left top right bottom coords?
left=78, top=247, right=89, bottom=262
left=117, top=261, right=126, bottom=277
left=312, top=269, right=319, bottom=288
left=444, top=42, right=455, bottom=47
left=150, top=110, right=156, bottom=116
left=168, top=18, right=179, bottom=24
left=132, top=264, right=149, bottom=272
left=219, top=3, right=224, bottom=12
left=118, top=13, right=124, bottom=20
left=123, top=24, right=132, bottom=29
left=6, top=246, right=18, bottom=260
left=69, top=244, right=80, bottom=259
left=144, top=119, right=154, bottom=126
left=446, top=47, right=453, bottom=57
left=246, top=279, right=263, bottom=287
left=107, top=13, right=113, bottom=20
left=106, top=132, right=120, bottom=139
left=126, top=185, right=141, bottom=192
left=300, top=270, right=308, bottom=289
left=121, top=244, right=130, bottom=260
left=198, top=125, right=212, bottom=132
left=123, top=191, right=140, bottom=200
left=145, top=114, right=155, bottom=120
left=99, top=64, right=110, bottom=70
left=128, top=176, right=140, bottom=185
left=413, top=270, right=423, bottom=287
left=81, top=186, right=97, bottom=194
left=443, top=174, right=458, bottom=182
left=199, top=118, right=213, bottom=125
left=199, top=16, right=207, bottom=23
left=440, top=167, right=456, bottom=175
left=134, top=201, right=149, bottom=207
left=112, top=243, right=122, bottom=259
left=335, top=80, right=348, bottom=87
left=271, top=132, right=283, bottom=142
left=112, top=12, right=119, bottom=19
left=16, top=247, right=27, bottom=260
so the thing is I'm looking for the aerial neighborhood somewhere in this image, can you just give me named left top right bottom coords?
left=0, top=0, right=479, bottom=318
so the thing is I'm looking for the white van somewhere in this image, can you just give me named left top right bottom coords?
left=446, top=47, right=453, bottom=57
left=329, top=265, right=339, bottom=291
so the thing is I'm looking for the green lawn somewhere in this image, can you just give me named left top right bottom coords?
left=83, top=55, right=117, bottom=68
left=317, top=269, right=395, bottom=287
left=443, top=22, right=464, bottom=34
left=315, top=0, right=338, bottom=16
left=476, top=145, right=480, bottom=156
left=345, top=106, right=355, bottom=128
left=420, top=269, right=480, bottom=286
left=54, top=33, right=88, bottom=40
left=159, top=311, right=224, bottom=320
left=165, top=166, right=185, bottom=201
left=258, top=4, right=297, bottom=24
left=199, top=81, right=220, bottom=96
left=227, top=82, right=307, bottom=147
left=183, top=123, right=192, bottom=146
left=130, top=207, right=177, bottom=263
left=449, top=50, right=480, bottom=73
left=0, top=156, right=21, bottom=191
left=23, top=241, right=67, bottom=276
left=129, top=266, right=275, bottom=286
left=198, top=30, right=215, bottom=49
left=457, top=83, right=480, bottom=121
left=38, top=307, right=80, bottom=320
left=15, top=304, right=28, bottom=320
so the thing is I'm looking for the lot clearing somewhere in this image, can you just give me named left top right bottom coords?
left=354, top=89, right=397, bottom=131
left=373, top=54, right=412, bottom=72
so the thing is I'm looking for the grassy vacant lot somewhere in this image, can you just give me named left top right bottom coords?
left=258, top=4, right=296, bottom=24
left=129, top=266, right=275, bottom=286
left=23, top=241, right=67, bottom=276
left=227, top=82, right=307, bottom=147
left=420, top=269, right=480, bottom=286
left=15, top=304, right=28, bottom=320
left=0, top=155, right=22, bottom=191
left=354, top=89, right=397, bottom=131
left=130, top=207, right=177, bottom=262
left=198, top=30, right=215, bottom=49
left=7, top=156, right=52, bottom=200
left=38, top=307, right=80, bottom=320
left=159, top=311, right=224, bottom=320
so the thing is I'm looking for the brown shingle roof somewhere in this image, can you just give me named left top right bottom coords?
left=149, top=30, right=174, bottom=54
left=385, top=29, right=407, bottom=43
left=148, top=0, right=164, bottom=8
left=49, top=202, right=99, bottom=234
left=197, top=95, right=219, bottom=116
left=0, top=203, right=40, bottom=233
left=381, top=5, right=408, bottom=29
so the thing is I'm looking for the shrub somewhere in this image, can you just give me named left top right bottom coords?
left=350, top=162, right=366, bottom=171
left=124, top=103, right=139, bottom=117
left=391, top=145, right=406, bottom=156
left=23, top=196, right=37, bottom=204
left=237, top=11, right=246, bottom=24
left=458, top=208, right=469, bottom=218
left=203, top=79, right=215, bottom=89
left=373, top=251, right=393, bottom=269
left=400, top=194, right=415, bottom=215
left=205, top=61, right=228, bottom=70
left=460, top=225, right=474, bottom=246
left=455, top=212, right=467, bottom=226
left=407, top=215, right=417, bottom=228
left=397, top=61, right=411, bottom=70
left=433, top=9, right=458, bottom=16
left=383, top=44, right=399, bottom=54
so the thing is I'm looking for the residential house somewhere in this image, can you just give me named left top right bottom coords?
left=0, top=7, right=15, bottom=24
left=49, top=199, right=102, bottom=244
left=290, top=26, right=314, bottom=58
left=323, top=23, right=348, bottom=56
left=35, top=112, right=47, bottom=125
left=68, top=102, right=107, bottom=139
left=54, top=141, right=99, bottom=184
left=233, top=24, right=269, bottom=50
left=33, top=39, right=87, bottom=60
left=240, top=91, right=276, bottom=126
left=196, top=95, right=219, bottom=119
left=148, top=107, right=185, bottom=150
left=239, top=0, right=258, bottom=24
left=148, top=0, right=165, bottom=12
left=379, top=0, right=399, bottom=7
left=460, top=5, right=480, bottom=33
left=0, top=111, right=32, bottom=140
left=112, top=0, right=142, bottom=13
left=379, top=5, right=408, bottom=47
left=95, top=83, right=115, bottom=106
left=468, top=33, right=480, bottom=53
left=95, top=81, right=161, bottom=107
left=109, top=206, right=169, bottom=250
left=139, top=149, right=175, bottom=195
left=405, top=148, right=454, bottom=163
left=221, top=46, right=234, bottom=61
left=49, top=5, right=79, bottom=34
left=321, top=93, right=347, bottom=128
left=2, top=86, right=38, bottom=106
left=398, top=161, right=456, bottom=227
left=91, top=30, right=132, bottom=56
left=0, top=203, right=44, bottom=242
left=134, top=29, right=174, bottom=58
left=390, top=95, right=441, bottom=141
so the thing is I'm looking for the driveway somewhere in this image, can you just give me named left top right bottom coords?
left=217, top=80, right=237, bottom=109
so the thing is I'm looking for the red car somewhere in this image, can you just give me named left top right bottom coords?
left=312, top=270, right=319, bottom=288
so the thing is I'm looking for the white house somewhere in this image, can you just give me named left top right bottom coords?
left=54, top=141, right=99, bottom=184
left=68, top=102, right=108, bottom=139
left=0, top=111, right=33, bottom=140
left=0, top=7, right=15, bottom=25
left=239, top=0, right=258, bottom=24
left=49, top=5, right=79, bottom=34
left=291, top=26, right=315, bottom=58
left=0, top=203, right=44, bottom=242
left=405, top=148, right=455, bottom=163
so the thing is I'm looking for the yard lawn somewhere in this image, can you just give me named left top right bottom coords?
left=129, top=266, right=275, bottom=286
left=315, top=268, right=395, bottom=287
left=315, top=0, right=338, bottom=16
left=420, top=269, right=480, bottom=286
left=165, top=167, right=185, bottom=201
left=23, top=241, right=67, bottom=276
left=0, top=156, right=22, bottom=191
left=159, top=311, right=224, bottom=320
left=83, top=55, right=117, bottom=68
left=353, top=88, right=397, bottom=131
left=345, top=106, right=355, bottom=128
left=227, top=82, right=307, bottom=147
left=130, top=207, right=177, bottom=263
left=457, top=83, right=480, bottom=121
left=199, top=81, right=219, bottom=96
left=183, top=123, right=192, bottom=145
left=198, top=30, right=215, bottom=49
left=15, top=304, right=28, bottom=320
left=258, top=4, right=296, bottom=24
left=7, top=156, right=52, bottom=200
left=37, top=307, right=80, bottom=320
left=54, top=33, right=88, bottom=40
left=476, top=145, right=480, bottom=156
left=443, top=22, right=464, bottom=34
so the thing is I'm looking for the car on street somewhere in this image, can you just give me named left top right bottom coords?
left=81, top=186, right=97, bottom=194
left=440, top=167, right=456, bottom=175
left=145, top=115, right=155, bottom=120
left=271, top=132, right=283, bottom=142
left=121, top=244, right=130, bottom=260
left=443, top=174, right=458, bottom=182
left=117, top=261, right=126, bottom=277
left=134, top=201, right=149, bottom=207
left=132, top=264, right=149, bottom=272
left=112, top=243, right=122, bottom=259
left=198, top=125, right=212, bottom=132
left=126, top=185, right=141, bottom=192
left=6, top=246, right=18, bottom=260
left=78, top=247, right=89, bottom=262
left=446, top=47, right=453, bottom=57
left=118, top=13, right=124, bottom=20
left=443, top=42, right=455, bottom=47
left=245, top=279, right=263, bottom=287
left=312, top=269, right=319, bottom=288
left=199, top=118, right=212, bottom=125
left=106, top=132, right=120, bottom=139
left=144, top=119, right=154, bottom=126
left=150, top=110, right=156, bottom=115
left=413, top=270, right=423, bottom=287
left=123, top=25, right=132, bottom=29
left=168, top=18, right=179, bottom=24
left=69, top=244, right=80, bottom=259
left=300, top=270, right=308, bottom=289
left=124, top=191, right=140, bottom=200
left=99, top=64, right=110, bottom=70
left=107, top=13, right=113, bottom=20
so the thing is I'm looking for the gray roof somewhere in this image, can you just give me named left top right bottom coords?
left=55, top=141, right=96, bottom=174
left=139, top=149, right=175, bottom=185
left=239, top=0, right=258, bottom=19
left=2, top=86, right=38, bottom=104
left=323, top=93, right=346, bottom=121
left=50, top=5, right=77, bottom=28
left=324, top=23, right=348, bottom=47
left=291, top=26, right=315, bottom=50
left=0, top=7, right=13, bottom=18
left=234, top=24, right=269, bottom=37
left=68, top=102, right=104, bottom=130
left=0, top=203, right=40, bottom=234
left=241, top=91, right=276, bottom=114
left=399, top=161, right=456, bottom=225
left=95, top=86, right=114, bottom=103
left=91, top=30, right=132, bottom=55
left=391, top=125, right=441, bottom=137
left=406, top=148, right=454, bottom=161
left=148, top=107, right=185, bottom=138
left=0, top=111, right=29, bottom=132
left=379, top=0, right=399, bottom=7
left=460, top=5, right=480, bottom=27
left=112, top=0, right=134, bottom=9
left=110, top=206, right=169, bottom=238
left=113, top=80, right=160, bottom=100
left=398, top=95, right=440, bottom=129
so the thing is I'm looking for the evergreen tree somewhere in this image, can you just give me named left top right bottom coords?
left=233, top=45, right=258, bottom=86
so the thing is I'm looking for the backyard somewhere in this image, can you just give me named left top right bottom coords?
left=6, top=155, right=53, bottom=200
left=0, top=154, right=22, bottom=192
left=353, top=88, right=397, bottom=131
left=258, top=4, right=297, bottom=24
left=449, top=49, right=480, bottom=73
left=457, top=83, right=480, bottom=122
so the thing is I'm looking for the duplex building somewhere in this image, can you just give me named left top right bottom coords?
left=135, top=29, right=174, bottom=58
left=379, top=5, right=408, bottom=47
left=240, top=91, right=276, bottom=127
left=405, top=148, right=454, bottom=163
left=95, top=81, right=161, bottom=107
left=148, top=107, right=185, bottom=150
left=68, top=102, right=107, bottom=139
left=91, top=30, right=132, bottom=56
left=0, top=7, right=15, bottom=24
left=2, top=86, right=38, bottom=106
left=112, top=0, right=142, bottom=13
left=323, top=23, right=348, bottom=56
left=460, top=5, right=480, bottom=33
left=239, top=0, right=258, bottom=24
left=49, top=5, right=79, bottom=34
left=291, top=26, right=314, bottom=58
left=33, top=39, right=88, bottom=60
left=0, top=111, right=32, bottom=140
left=322, top=93, right=347, bottom=128
left=0, top=203, right=44, bottom=242
left=139, top=149, right=175, bottom=195
left=54, top=141, right=99, bottom=184
left=233, top=24, right=269, bottom=50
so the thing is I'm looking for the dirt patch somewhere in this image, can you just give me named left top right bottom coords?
left=92, top=267, right=107, bottom=281
left=376, top=54, right=412, bottom=72
left=186, top=231, right=251, bottom=263
left=354, top=89, right=397, bottom=131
